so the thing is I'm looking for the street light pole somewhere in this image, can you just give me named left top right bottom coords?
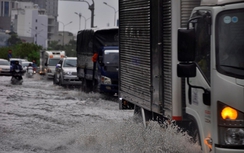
left=85, top=17, right=92, bottom=29
left=58, top=21, right=72, bottom=49
left=29, top=27, right=43, bottom=44
left=35, top=29, right=43, bottom=44
left=74, top=12, right=82, bottom=30
left=103, top=2, right=118, bottom=26
left=75, top=12, right=88, bottom=30
left=80, top=0, right=95, bottom=28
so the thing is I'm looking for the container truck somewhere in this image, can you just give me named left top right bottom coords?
left=118, top=0, right=244, bottom=152
left=76, top=27, right=119, bottom=94
left=39, top=50, right=65, bottom=78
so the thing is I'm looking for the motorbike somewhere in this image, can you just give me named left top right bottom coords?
left=11, top=69, right=24, bottom=85
left=26, top=67, right=34, bottom=78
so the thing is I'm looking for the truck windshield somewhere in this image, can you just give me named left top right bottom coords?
left=63, top=59, right=76, bottom=67
left=103, top=50, right=119, bottom=65
left=49, top=59, right=60, bottom=66
left=216, top=9, right=244, bottom=79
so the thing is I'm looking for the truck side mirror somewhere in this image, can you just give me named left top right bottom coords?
left=178, top=28, right=196, bottom=62
left=177, top=63, right=196, bottom=78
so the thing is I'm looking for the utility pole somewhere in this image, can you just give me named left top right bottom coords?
left=60, top=0, right=95, bottom=28
left=103, top=2, right=118, bottom=26
left=58, top=21, right=72, bottom=49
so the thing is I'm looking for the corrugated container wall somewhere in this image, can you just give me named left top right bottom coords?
left=119, top=0, right=201, bottom=116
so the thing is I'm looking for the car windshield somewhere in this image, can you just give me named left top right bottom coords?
left=216, top=9, right=244, bottom=78
left=103, top=50, right=119, bottom=65
left=63, top=59, right=76, bottom=67
left=10, top=60, right=22, bottom=65
left=22, top=62, right=31, bottom=67
left=49, top=59, right=60, bottom=66
left=0, top=60, right=9, bottom=65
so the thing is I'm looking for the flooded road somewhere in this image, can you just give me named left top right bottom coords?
left=0, top=75, right=201, bottom=153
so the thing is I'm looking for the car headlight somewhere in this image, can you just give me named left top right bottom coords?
left=64, top=71, right=72, bottom=75
left=225, top=128, right=244, bottom=145
left=218, top=102, right=244, bottom=146
left=101, top=76, right=111, bottom=85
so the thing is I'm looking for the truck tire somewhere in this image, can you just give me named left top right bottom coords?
left=53, top=75, right=58, bottom=85
left=82, top=78, right=92, bottom=93
left=92, top=80, right=98, bottom=92
left=59, top=75, right=64, bottom=86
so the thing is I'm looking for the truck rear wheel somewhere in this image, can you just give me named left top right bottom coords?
left=92, top=80, right=98, bottom=92
left=53, top=75, right=58, bottom=85
left=59, top=75, right=64, bottom=86
left=82, top=78, right=93, bottom=93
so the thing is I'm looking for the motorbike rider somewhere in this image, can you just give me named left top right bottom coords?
left=27, top=63, right=33, bottom=71
left=26, top=63, right=34, bottom=77
left=11, top=61, right=23, bottom=80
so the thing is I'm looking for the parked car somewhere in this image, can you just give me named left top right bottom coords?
left=0, top=58, right=11, bottom=76
left=53, top=57, right=81, bottom=86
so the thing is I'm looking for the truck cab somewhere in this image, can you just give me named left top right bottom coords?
left=178, top=1, right=244, bottom=152
left=96, top=46, right=119, bottom=95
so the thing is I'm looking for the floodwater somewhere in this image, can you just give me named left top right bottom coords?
left=0, top=75, right=202, bottom=153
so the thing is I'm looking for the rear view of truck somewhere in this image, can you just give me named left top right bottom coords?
left=76, top=27, right=119, bottom=93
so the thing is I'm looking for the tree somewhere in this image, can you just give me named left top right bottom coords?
left=47, top=40, right=76, bottom=57
left=7, top=33, right=22, bottom=46
left=48, top=41, right=63, bottom=50
left=0, top=43, right=41, bottom=65
left=64, top=39, right=76, bottom=57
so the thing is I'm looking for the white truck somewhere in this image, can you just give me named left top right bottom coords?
left=118, top=0, right=244, bottom=152
left=39, top=50, right=65, bottom=78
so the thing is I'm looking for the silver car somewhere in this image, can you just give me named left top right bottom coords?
left=53, top=57, right=81, bottom=86
left=0, top=58, right=11, bottom=76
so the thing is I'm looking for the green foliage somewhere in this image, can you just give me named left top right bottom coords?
left=7, top=33, right=22, bottom=46
left=64, top=39, right=76, bottom=57
left=48, top=41, right=63, bottom=50
left=48, top=40, right=76, bottom=57
left=0, top=43, right=42, bottom=65
left=0, top=47, right=10, bottom=60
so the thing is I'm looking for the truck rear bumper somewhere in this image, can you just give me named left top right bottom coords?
left=99, top=84, right=118, bottom=93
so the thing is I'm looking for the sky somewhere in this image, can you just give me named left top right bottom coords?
left=58, top=0, right=118, bottom=35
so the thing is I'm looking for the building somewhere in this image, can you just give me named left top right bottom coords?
left=0, top=0, right=13, bottom=31
left=11, top=1, right=48, bottom=48
left=19, top=0, right=59, bottom=42
left=0, top=0, right=59, bottom=47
